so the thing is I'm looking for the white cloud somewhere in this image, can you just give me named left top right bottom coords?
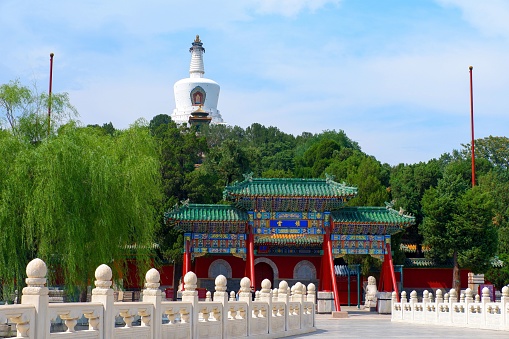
left=436, top=0, right=509, bottom=38
left=250, top=0, right=341, bottom=17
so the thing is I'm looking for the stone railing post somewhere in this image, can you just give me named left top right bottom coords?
left=142, top=268, right=162, bottom=339
left=481, top=286, right=491, bottom=326
left=260, top=278, right=272, bottom=333
left=449, top=288, right=457, bottom=304
left=435, top=289, right=443, bottom=304
left=213, top=275, right=228, bottom=305
left=238, top=277, right=252, bottom=335
left=91, top=264, right=114, bottom=339
left=391, top=291, right=398, bottom=319
left=501, top=286, right=509, bottom=327
left=21, top=258, right=50, bottom=339
left=410, top=290, right=418, bottom=304
left=292, top=282, right=305, bottom=329
left=272, top=288, right=279, bottom=302
left=400, top=291, right=407, bottom=304
left=213, top=275, right=228, bottom=338
left=481, top=286, right=491, bottom=304
left=422, top=290, right=430, bottom=304
left=464, top=288, right=473, bottom=304
left=278, top=281, right=289, bottom=303
left=307, top=283, right=316, bottom=304
left=238, top=277, right=252, bottom=303
left=278, top=281, right=289, bottom=331
left=182, top=271, right=199, bottom=338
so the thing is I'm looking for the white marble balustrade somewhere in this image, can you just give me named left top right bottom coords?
left=0, top=258, right=316, bottom=339
left=392, top=286, right=509, bottom=331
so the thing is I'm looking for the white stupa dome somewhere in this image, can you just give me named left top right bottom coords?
left=171, top=35, right=224, bottom=125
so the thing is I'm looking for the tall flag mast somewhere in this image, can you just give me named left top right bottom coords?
left=469, top=65, right=476, bottom=187
left=47, top=53, right=54, bottom=136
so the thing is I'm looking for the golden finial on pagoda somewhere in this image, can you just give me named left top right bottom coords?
left=195, top=35, right=201, bottom=43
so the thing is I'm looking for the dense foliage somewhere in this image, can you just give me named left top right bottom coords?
left=0, top=82, right=161, bottom=301
left=2, top=78, right=509, bottom=299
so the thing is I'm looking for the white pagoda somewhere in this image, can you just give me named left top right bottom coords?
left=171, top=35, right=224, bottom=125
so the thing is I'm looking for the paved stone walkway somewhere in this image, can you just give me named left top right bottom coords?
left=286, top=307, right=509, bottom=338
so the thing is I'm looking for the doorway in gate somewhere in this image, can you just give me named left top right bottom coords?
left=255, top=262, right=274, bottom=288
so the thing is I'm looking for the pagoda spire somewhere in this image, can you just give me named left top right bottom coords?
left=189, top=35, right=205, bottom=78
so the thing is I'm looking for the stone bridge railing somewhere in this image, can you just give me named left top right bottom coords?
left=0, top=258, right=316, bottom=338
left=391, top=286, right=509, bottom=331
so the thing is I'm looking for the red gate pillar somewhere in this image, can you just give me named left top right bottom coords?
left=325, top=227, right=341, bottom=311
left=320, top=235, right=331, bottom=291
left=379, top=242, right=399, bottom=301
left=183, top=238, right=191, bottom=277
left=248, top=231, right=256, bottom=289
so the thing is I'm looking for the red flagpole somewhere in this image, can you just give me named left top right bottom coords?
left=469, top=66, right=475, bottom=187
left=48, top=53, right=54, bottom=136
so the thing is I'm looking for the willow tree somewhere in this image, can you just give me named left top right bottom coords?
left=0, top=121, right=162, bottom=301
left=420, top=168, right=497, bottom=298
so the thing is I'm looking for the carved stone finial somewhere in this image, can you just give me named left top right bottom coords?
left=293, top=282, right=303, bottom=295
left=26, top=258, right=47, bottom=280
left=23, top=258, right=48, bottom=296
left=146, top=268, right=160, bottom=284
left=410, top=290, right=417, bottom=301
left=278, top=280, right=289, bottom=294
left=502, top=286, right=509, bottom=297
left=307, top=283, right=316, bottom=293
left=184, top=271, right=197, bottom=291
left=95, top=264, right=113, bottom=289
left=215, top=274, right=227, bottom=292
left=144, top=268, right=161, bottom=293
left=482, top=286, right=490, bottom=300
left=261, top=279, right=271, bottom=293
left=240, top=277, right=251, bottom=291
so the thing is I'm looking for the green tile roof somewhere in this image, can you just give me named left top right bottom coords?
left=332, top=207, right=415, bottom=224
left=331, top=207, right=415, bottom=235
left=223, top=176, right=358, bottom=199
left=165, top=204, right=248, bottom=222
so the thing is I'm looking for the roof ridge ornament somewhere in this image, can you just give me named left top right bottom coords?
left=181, top=198, right=190, bottom=208
left=325, top=173, right=335, bottom=184
left=385, top=200, right=395, bottom=210
left=243, top=172, right=254, bottom=182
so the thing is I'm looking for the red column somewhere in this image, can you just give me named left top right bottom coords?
left=386, top=243, right=399, bottom=299
left=248, top=232, right=255, bottom=288
left=183, top=239, right=191, bottom=276
left=320, top=236, right=331, bottom=291
left=325, top=228, right=341, bottom=311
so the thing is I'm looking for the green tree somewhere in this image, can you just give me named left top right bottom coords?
left=0, top=121, right=162, bottom=301
left=420, top=167, right=497, bottom=297
left=462, top=136, right=509, bottom=169
left=480, top=170, right=509, bottom=287
left=0, top=80, right=77, bottom=142
left=389, top=160, right=442, bottom=248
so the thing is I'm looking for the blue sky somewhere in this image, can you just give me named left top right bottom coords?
left=1, top=0, right=508, bottom=165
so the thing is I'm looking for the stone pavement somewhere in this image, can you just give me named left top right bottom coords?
left=286, top=306, right=509, bottom=338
